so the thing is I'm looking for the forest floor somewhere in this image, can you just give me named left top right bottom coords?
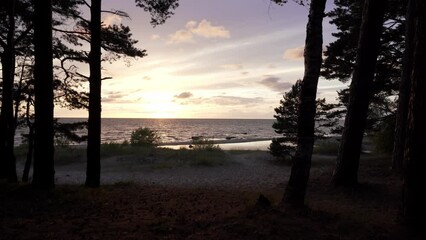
left=1, top=149, right=423, bottom=239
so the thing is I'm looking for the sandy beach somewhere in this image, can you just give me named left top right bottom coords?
left=15, top=147, right=337, bottom=191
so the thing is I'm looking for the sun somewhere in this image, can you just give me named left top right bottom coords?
left=145, top=100, right=181, bottom=119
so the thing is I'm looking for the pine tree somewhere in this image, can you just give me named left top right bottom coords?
left=271, top=80, right=341, bottom=159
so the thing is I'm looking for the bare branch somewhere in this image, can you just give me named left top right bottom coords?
left=75, top=71, right=90, bottom=80
left=15, top=24, right=34, bottom=45
left=101, top=9, right=131, bottom=19
left=0, top=38, right=6, bottom=49
left=82, top=0, right=90, bottom=9
left=53, top=27, right=89, bottom=35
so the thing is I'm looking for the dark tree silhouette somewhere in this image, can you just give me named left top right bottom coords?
left=392, top=0, right=414, bottom=173
left=401, top=0, right=426, bottom=228
left=322, top=0, right=405, bottom=132
left=276, top=0, right=327, bottom=207
left=332, top=0, right=387, bottom=187
left=270, top=80, right=341, bottom=159
left=135, top=0, right=179, bottom=26
left=84, top=0, right=179, bottom=187
left=32, top=0, right=55, bottom=188
left=0, top=0, right=18, bottom=182
left=85, top=0, right=102, bottom=187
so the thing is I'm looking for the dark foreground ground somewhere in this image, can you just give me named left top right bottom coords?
left=0, top=154, right=422, bottom=240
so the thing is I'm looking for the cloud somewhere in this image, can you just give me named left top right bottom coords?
left=283, top=46, right=304, bottom=61
left=168, top=19, right=230, bottom=44
left=221, top=64, right=244, bottom=70
left=190, top=20, right=230, bottom=39
left=174, top=92, right=193, bottom=99
left=168, top=29, right=195, bottom=44
left=259, top=76, right=293, bottom=93
left=102, top=91, right=135, bottom=103
left=178, top=95, right=263, bottom=106
left=150, top=34, right=161, bottom=40
left=102, top=14, right=122, bottom=26
left=209, top=96, right=263, bottom=106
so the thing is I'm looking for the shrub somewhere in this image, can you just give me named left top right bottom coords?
left=191, top=138, right=221, bottom=151
left=269, top=137, right=294, bottom=158
left=372, top=117, right=395, bottom=154
left=130, top=127, right=160, bottom=146
left=314, top=139, right=340, bottom=155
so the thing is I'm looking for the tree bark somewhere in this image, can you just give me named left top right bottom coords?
left=32, top=0, right=55, bottom=189
left=392, top=0, right=414, bottom=174
left=332, top=0, right=387, bottom=187
left=85, top=0, right=102, bottom=187
left=22, top=125, right=34, bottom=182
left=23, top=98, right=34, bottom=183
left=0, top=0, right=18, bottom=182
left=282, top=0, right=327, bottom=207
left=401, top=0, right=426, bottom=228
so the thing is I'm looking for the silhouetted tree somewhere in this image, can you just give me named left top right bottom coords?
left=134, top=0, right=179, bottom=26
left=22, top=92, right=34, bottom=183
left=85, top=3, right=147, bottom=187
left=0, top=0, right=83, bottom=183
left=323, top=0, right=404, bottom=124
left=392, top=0, right=414, bottom=173
left=270, top=80, right=342, bottom=159
left=0, top=0, right=18, bottom=182
left=322, top=0, right=406, bottom=171
left=32, top=0, right=54, bottom=188
left=83, top=0, right=179, bottom=187
left=85, top=0, right=102, bottom=187
left=332, top=0, right=387, bottom=187
left=273, top=0, right=327, bottom=207
left=401, top=0, right=426, bottom=228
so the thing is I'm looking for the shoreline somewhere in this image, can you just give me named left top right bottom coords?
left=160, top=139, right=272, bottom=151
left=158, top=138, right=272, bottom=150
left=15, top=138, right=273, bottom=151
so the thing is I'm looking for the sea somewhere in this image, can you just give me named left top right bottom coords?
left=15, top=118, right=276, bottom=149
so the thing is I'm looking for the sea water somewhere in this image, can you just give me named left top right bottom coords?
left=15, top=118, right=276, bottom=147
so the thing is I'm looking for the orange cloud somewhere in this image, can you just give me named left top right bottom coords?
left=283, top=46, right=304, bottom=61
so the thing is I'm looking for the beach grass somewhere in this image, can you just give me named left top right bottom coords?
left=15, top=143, right=230, bottom=169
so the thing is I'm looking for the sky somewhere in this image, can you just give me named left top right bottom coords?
left=56, top=0, right=347, bottom=119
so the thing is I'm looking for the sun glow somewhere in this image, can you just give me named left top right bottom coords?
left=143, top=100, right=182, bottom=119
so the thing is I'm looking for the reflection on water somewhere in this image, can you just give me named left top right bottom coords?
left=162, top=140, right=271, bottom=151
left=15, top=118, right=276, bottom=146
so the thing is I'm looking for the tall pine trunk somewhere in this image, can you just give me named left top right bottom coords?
left=85, top=0, right=102, bottom=187
left=392, top=0, right=414, bottom=174
left=33, top=0, right=55, bottom=188
left=282, top=0, right=327, bottom=207
left=0, top=0, right=18, bottom=182
left=332, top=0, right=387, bottom=187
left=23, top=99, right=34, bottom=183
left=401, top=0, right=426, bottom=228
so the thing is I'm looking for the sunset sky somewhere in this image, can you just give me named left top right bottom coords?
left=56, top=0, right=347, bottom=119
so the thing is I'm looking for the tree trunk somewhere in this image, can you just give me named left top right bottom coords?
left=32, top=0, right=55, bottom=189
left=392, top=0, right=414, bottom=174
left=86, top=0, right=102, bottom=187
left=22, top=125, right=34, bottom=183
left=0, top=0, right=18, bottom=182
left=23, top=98, right=34, bottom=183
left=332, top=0, right=387, bottom=187
left=282, top=0, right=327, bottom=207
left=401, top=0, right=426, bottom=228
